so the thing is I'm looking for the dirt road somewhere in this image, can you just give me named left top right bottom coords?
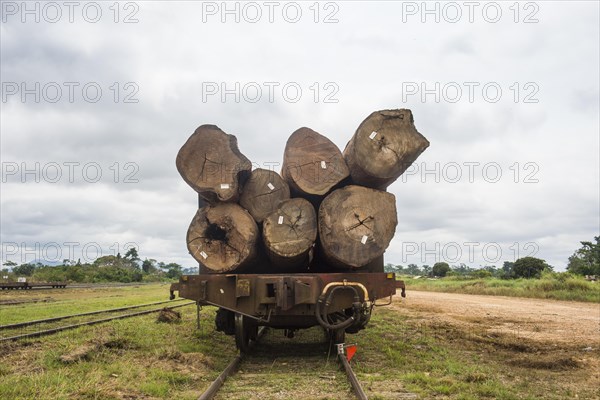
left=394, top=290, right=600, bottom=347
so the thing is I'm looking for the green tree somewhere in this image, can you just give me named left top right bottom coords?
left=500, top=261, right=515, bottom=279
left=12, top=263, right=36, bottom=276
left=3, top=260, right=17, bottom=267
left=512, top=257, right=551, bottom=279
left=124, top=247, right=139, bottom=261
left=567, top=236, right=600, bottom=276
left=142, top=258, right=157, bottom=274
left=432, top=262, right=450, bottom=277
left=452, top=263, right=475, bottom=276
left=384, top=263, right=403, bottom=273
left=406, top=264, right=421, bottom=275
left=473, top=269, right=492, bottom=278
left=421, top=264, right=431, bottom=277
left=165, top=263, right=183, bottom=279
left=94, top=255, right=121, bottom=268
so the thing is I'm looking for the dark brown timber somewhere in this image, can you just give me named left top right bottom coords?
left=176, top=125, right=251, bottom=202
left=187, top=203, right=259, bottom=273
left=239, top=168, right=291, bottom=224
left=262, top=198, right=317, bottom=270
left=281, top=127, right=349, bottom=197
left=343, top=109, right=429, bottom=190
left=318, top=185, right=397, bottom=268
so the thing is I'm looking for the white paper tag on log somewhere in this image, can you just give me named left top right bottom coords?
left=369, top=131, right=378, bottom=139
left=267, top=182, right=275, bottom=191
left=220, top=183, right=230, bottom=190
left=278, top=215, right=284, bottom=225
left=361, top=235, right=368, bottom=244
left=321, top=161, right=327, bottom=169
left=219, top=288, right=224, bottom=294
left=200, top=251, right=208, bottom=259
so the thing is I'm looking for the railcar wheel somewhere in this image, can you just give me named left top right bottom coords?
left=234, top=313, right=256, bottom=353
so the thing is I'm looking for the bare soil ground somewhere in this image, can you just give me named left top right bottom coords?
left=394, top=290, right=600, bottom=347
left=392, top=290, right=600, bottom=398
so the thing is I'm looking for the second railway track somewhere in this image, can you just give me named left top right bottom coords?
left=0, top=299, right=195, bottom=342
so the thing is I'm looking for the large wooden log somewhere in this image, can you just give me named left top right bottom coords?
left=262, top=198, right=317, bottom=270
left=318, top=185, right=397, bottom=269
left=186, top=203, right=258, bottom=273
left=343, top=109, right=429, bottom=190
left=281, top=127, right=349, bottom=197
left=176, top=124, right=252, bottom=203
left=239, top=169, right=291, bottom=224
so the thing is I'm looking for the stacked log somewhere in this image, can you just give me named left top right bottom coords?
left=318, top=185, right=397, bottom=269
left=186, top=203, right=258, bottom=273
left=240, top=168, right=290, bottom=223
left=177, top=109, right=428, bottom=273
left=262, top=198, right=317, bottom=270
left=281, top=127, right=349, bottom=198
left=344, top=109, right=429, bottom=190
left=176, top=124, right=252, bottom=203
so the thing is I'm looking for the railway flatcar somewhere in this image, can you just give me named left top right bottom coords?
left=170, top=260, right=405, bottom=351
left=0, top=281, right=67, bottom=290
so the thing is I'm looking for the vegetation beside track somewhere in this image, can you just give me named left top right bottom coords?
left=0, top=283, right=174, bottom=325
left=402, top=273, right=600, bottom=303
left=1, top=285, right=598, bottom=399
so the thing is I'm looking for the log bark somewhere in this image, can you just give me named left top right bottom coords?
left=239, top=169, right=291, bottom=224
left=318, top=185, right=397, bottom=269
left=176, top=125, right=252, bottom=203
left=262, top=198, right=317, bottom=270
left=281, top=127, right=349, bottom=197
left=186, top=203, right=259, bottom=273
left=343, top=109, right=429, bottom=190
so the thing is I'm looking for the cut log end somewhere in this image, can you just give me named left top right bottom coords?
left=344, top=109, right=429, bottom=189
left=282, top=127, right=349, bottom=197
left=318, top=185, right=397, bottom=268
left=187, top=203, right=258, bottom=272
left=263, top=198, right=317, bottom=270
left=176, top=124, right=252, bottom=202
left=239, top=168, right=291, bottom=223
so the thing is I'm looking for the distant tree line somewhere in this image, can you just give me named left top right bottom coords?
left=384, top=258, right=554, bottom=279
left=1, top=247, right=199, bottom=283
left=385, top=236, right=599, bottom=279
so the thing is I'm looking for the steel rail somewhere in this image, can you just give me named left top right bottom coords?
left=0, top=299, right=185, bottom=330
left=197, top=327, right=267, bottom=400
left=0, top=302, right=194, bottom=342
left=339, top=351, right=369, bottom=400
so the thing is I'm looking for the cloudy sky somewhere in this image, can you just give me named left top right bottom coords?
left=1, top=1, right=598, bottom=270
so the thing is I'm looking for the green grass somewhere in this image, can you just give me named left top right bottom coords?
left=402, top=274, right=600, bottom=303
left=353, top=308, right=599, bottom=399
left=0, top=303, right=237, bottom=400
left=0, top=283, right=174, bottom=324
left=1, top=284, right=598, bottom=399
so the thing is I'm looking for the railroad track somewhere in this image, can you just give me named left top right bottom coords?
left=0, top=299, right=195, bottom=342
left=199, top=327, right=369, bottom=400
